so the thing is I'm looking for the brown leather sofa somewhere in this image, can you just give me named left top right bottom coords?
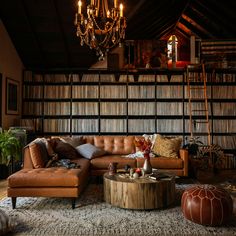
left=7, top=135, right=188, bottom=209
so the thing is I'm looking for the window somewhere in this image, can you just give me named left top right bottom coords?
left=167, top=35, right=178, bottom=62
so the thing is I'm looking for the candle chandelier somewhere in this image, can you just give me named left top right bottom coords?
left=75, top=0, right=126, bottom=60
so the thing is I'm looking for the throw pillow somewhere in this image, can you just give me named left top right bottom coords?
left=39, top=138, right=56, bottom=157
left=152, top=134, right=182, bottom=158
left=59, top=136, right=84, bottom=148
left=76, top=143, right=106, bottom=159
left=29, top=142, right=49, bottom=168
left=0, top=209, right=14, bottom=235
left=54, top=140, right=81, bottom=159
left=32, top=138, right=49, bottom=158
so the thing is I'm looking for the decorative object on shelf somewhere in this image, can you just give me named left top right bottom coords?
left=134, top=137, right=152, bottom=174
left=108, top=162, right=118, bottom=175
left=74, top=0, right=126, bottom=60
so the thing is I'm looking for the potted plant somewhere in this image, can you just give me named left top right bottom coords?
left=197, top=144, right=224, bottom=173
left=183, top=137, right=224, bottom=176
left=183, top=137, right=204, bottom=157
left=0, top=130, right=21, bottom=178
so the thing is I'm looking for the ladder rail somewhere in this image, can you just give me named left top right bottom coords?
left=187, top=63, right=211, bottom=146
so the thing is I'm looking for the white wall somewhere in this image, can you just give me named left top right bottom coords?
left=0, top=19, right=24, bottom=129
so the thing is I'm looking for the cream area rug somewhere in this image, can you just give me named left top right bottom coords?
left=0, top=181, right=236, bottom=236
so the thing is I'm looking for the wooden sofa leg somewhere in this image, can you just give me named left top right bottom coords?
left=72, top=198, right=76, bottom=209
left=11, top=197, right=16, bottom=209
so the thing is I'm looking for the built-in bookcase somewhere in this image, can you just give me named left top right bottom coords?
left=22, top=68, right=236, bottom=151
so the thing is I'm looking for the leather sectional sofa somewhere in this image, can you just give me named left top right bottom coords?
left=7, top=135, right=188, bottom=209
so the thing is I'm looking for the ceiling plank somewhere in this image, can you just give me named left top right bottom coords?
left=21, top=0, right=47, bottom=68
left=52, top=0, right=71, bottom=67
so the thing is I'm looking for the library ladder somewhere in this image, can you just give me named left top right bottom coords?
left=186, top=63, right=211, bottom=145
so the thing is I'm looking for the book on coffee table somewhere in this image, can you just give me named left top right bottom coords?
left=149, top=172, right=171, bottom=180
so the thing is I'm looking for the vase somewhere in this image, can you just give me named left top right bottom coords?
left=143, top=154, right=152, bottom=174
left=108, top=162, right=118, bottom=175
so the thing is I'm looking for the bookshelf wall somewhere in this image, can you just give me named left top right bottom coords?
left=22, top=68, right=236, bottom=151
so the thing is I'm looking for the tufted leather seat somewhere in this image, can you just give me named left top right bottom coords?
left=7, top=158, right=90, bottom=209
left=181, top=185, right=233, bottom=226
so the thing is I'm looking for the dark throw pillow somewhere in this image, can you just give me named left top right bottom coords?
left=54, top=141, right=80, bottom=159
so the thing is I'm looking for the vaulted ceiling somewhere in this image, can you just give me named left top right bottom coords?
left=0, top=0, right=235, bottom=69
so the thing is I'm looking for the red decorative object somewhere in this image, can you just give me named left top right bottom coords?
left=181, top=185, right=233, bottom=226
left=134, top=137, right=152, bottom=159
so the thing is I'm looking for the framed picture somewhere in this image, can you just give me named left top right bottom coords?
left=0, top=73, right=2, bottom=126
left=6, top=77, right=19, bottom=115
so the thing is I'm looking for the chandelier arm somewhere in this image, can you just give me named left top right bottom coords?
left=77, top=25, right=89, bottom=37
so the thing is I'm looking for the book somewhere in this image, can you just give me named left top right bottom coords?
left=149, top=172, right=172, bottom=180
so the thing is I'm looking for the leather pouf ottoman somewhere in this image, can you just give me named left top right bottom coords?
left=181, top=185, right=233, bottom=226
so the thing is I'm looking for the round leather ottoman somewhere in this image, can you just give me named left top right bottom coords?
left=181, top=185, right=233, bottom=226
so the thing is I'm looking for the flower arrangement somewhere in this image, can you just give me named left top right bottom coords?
left=134, top=137, right=152, bottom=159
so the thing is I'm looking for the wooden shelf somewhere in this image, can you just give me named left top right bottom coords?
left=22, top=68, right=236, bottom=150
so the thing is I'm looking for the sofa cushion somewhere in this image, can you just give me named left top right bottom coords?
left=54, top=141, right=81, bottom=159
left=152, top=134, right=182, bottom=158
left=36, top=137, right=56, bottom=157
left=59, top=136, right=84, bottom=148
left=136, top=157, right=183, bottom=169
left=90, top=155, right=137, bottom=169
left=29, top=142, right=48, bottom=168
left=76, top=143, right=106, bottom=159
left=93, top=136, right=136, bottom=155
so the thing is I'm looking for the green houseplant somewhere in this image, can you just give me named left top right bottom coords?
left=0, top=130, right=21, bottom=178
left=183, top=137, right=224, bottom=175
left=183, top=137, right=203, bottom=157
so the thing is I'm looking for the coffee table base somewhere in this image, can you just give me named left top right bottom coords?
left=104, top=173, right=175, bottom=210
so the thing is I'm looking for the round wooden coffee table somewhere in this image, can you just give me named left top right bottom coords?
left=103, top=172, right=175, bottom=210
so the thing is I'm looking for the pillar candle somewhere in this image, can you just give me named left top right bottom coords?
left=119, top=3, right=123, bottom=17
left=78, top=0, right=82, bottom=14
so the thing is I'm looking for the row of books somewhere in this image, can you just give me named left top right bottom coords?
left=217, top=154, right=236, bottom=169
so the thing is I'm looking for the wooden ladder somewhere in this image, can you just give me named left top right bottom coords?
left=187, top=63, right=211, bottom=146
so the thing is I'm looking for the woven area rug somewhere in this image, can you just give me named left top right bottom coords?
left=1, top=181, right=236, bottom=236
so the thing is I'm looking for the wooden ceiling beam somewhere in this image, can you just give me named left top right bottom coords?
left=190, top=1, right=233, bottom=38
left=179, top=17, right=209, bottom=39
left=181, top=13, right=213, bottom=38
left=21, top=0, right=47, bottom=68
left=52, top=0, right=71, bottom=67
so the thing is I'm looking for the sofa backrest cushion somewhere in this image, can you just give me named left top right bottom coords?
left=76, top=143, right=106, bottom=159
left=53, top=136, right=85, bottom=148
left=29, top=142, right=49, bottom=168
left=152, top=134, right=182, bottom=158
left=93, top=136, right=136, bottom=155
left=53, top=140, right=81, bottom=159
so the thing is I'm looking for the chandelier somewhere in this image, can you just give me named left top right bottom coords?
left=75, top=0, right=126, bottom=60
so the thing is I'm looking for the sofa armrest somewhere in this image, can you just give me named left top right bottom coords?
left=22, top=146, right=34, bottom=169
left=179, top=149, right=188, bottom=176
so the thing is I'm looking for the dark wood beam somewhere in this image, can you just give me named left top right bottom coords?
left=52, top=0, right=71, bottom=67
left=21, top=0, right=46, bottom=68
